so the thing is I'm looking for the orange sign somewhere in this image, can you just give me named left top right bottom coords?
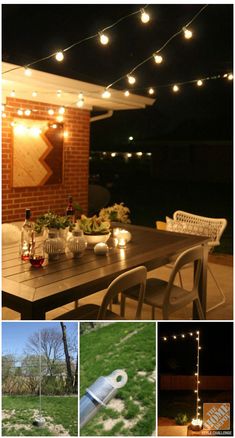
left=203, top=403, right=230, bottom=430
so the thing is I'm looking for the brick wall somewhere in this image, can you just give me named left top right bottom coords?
left=2, top=97, right=90, bottom=222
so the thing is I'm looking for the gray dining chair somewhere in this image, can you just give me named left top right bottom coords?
left=54, top=266, right=147, bottom=320
left=120, top=246, right=205, bottom=320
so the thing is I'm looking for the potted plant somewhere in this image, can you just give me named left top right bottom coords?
left=78, top=214, right=111, bottom=246
left=99, top=203, right=131, bottom=224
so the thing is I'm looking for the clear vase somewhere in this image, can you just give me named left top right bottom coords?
left=43, top=228, right=65, bottom=260
left=67, top=230, right=87, bottom=258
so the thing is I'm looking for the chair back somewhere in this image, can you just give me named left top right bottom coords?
left=156, top=221, right=167, bottom=231
left=98, top=266, right=147, bottom=319
left=173, top=210, right=227, bottom=248
left=2, top=223, right=21, bottom=245
left=163, top=245, right=203, bottom=312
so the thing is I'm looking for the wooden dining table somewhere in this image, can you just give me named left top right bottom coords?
left=2, top=224, right=209, bottom=320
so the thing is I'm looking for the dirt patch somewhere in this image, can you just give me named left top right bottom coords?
left=107, top=398, right=125, bottom=413
left=116, top=326, right=145, bottom=345
left=100, top=399, right=146, bottom=432
left=2, top=410, right=15, bottom=419
left=147, top=368, right=156, bottom=383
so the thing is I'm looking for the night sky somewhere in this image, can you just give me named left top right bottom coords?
left=2, top=3, right=233, bottom=149
left=158, top=322, right=233, bottom=376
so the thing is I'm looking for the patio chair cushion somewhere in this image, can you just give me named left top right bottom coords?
left=166, top=216, right=209, bottom=237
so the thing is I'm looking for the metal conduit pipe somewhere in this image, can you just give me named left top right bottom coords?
left=80, top=369, right=128, bottom=429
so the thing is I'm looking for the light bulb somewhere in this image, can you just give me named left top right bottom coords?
left=173, top=85, right=179, bottom=92
left=102, top=90, right=111, bottom=99
left=173, top=336, right=177, bottom=339
left=183, top=27, right=193, bottom=39
left=147, top=152, right=152, bottom=156
left=190, top=332, right=193, bottom=336
left=196, top=337, right=199, bottom=341
left=223, top=73, right=228, bottom=78
left=195, top=373, right=198, bottom=376
left=78, top=92, right=84, bottom=100
left=57, top=115, right=64, bottom=122
left=194, top=390, right=198, bottom=393
left=198, top=398, right=200, bottom=402
left=148, top=88, right=155, bottom=95
left=137, top=152, right=143, bottom=157
left=127, top=153, right=132, bottom=158
left=17, top=109, right=23, bottom=116
left=197, top=80, right=203, bottom=87
left=59, top=106, right=65, bottom=115
left=124, top=90, right=130, bottom=97
left=63, top=131, right=69, bottom=138
left=199, top=346, right=202, bottom=350
left=129, top=136, right=134, bottom=141
left=99, top=33, right=109, bottom=45
left=111, top=152, right=116, bottom=157
left=196, top=331, right=200, bottom=334
left=154, top=54, right=163, bottom=64
left=228, top=73, right=233, bottom=80
left=55, top=51, right=64, bottom=62
left=48, top=109, right=54, bottom=115
left=163, top=337, right=167, bottom=341
left=181, top=334, right=185, bottom=338
left=32, top=91, right=37, bottom=97
left=52, top=124, right=57, bottom=129
left=10, top=90, right=16, bottom=97
left=24, top=68, right=32, bottom=76
left=77, top=99, right=84, bottom=108
left=24, top=109, right=31, bottom=116
left=127, top=75, right=136, bottom=85
left=57, top=89, right=62, bottom=97
left=2, top=113, right=6, bottom=118
left=141, top=9, right=150, bottom=23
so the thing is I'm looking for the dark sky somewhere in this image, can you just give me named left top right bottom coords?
left=158, top=322, right=233, bottom=376
left=2, top=3, right=233, bottom=148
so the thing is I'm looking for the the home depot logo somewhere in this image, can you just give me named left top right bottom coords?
left=203, top=403, right=230, bottom=430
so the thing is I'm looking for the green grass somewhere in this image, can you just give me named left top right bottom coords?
left=2, top=396, right=78, bottom=436
left=80, top=322, right=156, bottom=436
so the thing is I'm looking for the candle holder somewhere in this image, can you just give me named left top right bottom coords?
left=190, top=418, right=203, bottom=431
left=94, top=242, right=109, bottom=255
left=117, top=238, right=127, bottom=248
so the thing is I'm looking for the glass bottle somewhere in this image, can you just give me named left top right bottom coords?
left=66, top=195, right=75, bottom=223
left=20, top=209, right=35, bottom=261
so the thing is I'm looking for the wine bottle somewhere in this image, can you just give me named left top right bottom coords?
left=66, top=195, right=75, bottom=223
left=20, top=209, right=35, bottom=261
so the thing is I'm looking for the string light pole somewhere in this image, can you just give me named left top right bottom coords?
left=33, top=330, right=45, bottom=428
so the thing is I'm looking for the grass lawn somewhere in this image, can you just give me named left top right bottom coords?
left=2, top=395, right=78, bottom=436
left=80, top=322, right=156, bottom=436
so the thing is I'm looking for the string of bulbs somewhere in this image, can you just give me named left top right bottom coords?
left=2, top=4, right=151, bottom=75
left=161, top=330, right=202, bottom=426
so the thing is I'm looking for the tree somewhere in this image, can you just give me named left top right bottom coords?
left=60, top=322, right=74, bottom=389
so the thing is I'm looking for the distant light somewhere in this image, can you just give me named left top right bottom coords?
left=173, top=336, right=177, bottom=339
left=127, top=153, right=132, bottom=158
left=10, top=90, right=16, bottom=97
left=99, top=33, right=109, bottom=45
left=183, top=27, right=193, bottom=39
left=102, top=89, right=111, bottom=99
left=52, top=124, right=57, bottom=129
left=228, top=73, right=233, bottom=80
left=141, top=9, right=150, bottom=23
left=197, top=80, right=203, bottom=87
left=64, top=131, right=69, bottom=138
left=57, top=89, right=62, bottom=97
left=154, top=54, right=163, bottom=64
left=124, top=90, right=130, bottom=97
left=163, top=337, right=167, bottom=341
left=111, top=152, right=116, bottom=157
left=127, top=75, right=136, bottom=85
left=17, top=109, right=23, bottom=116
left=181, top=334, right=185, bottom=338
left=48, top=109, right=54, bottom=115
left=136, top=152, right=143, bottom=157
left=24, top=68, right=32, bottom=77
left=173, top=84, right=179, bottom=92
left=146, top=152, right=152, bottom=156
left=77, top=99, right=84, bottom=108
left=57, top=115, right=64, bottom=122
left=148, top=87, right=155, bottom=95
left=59, top=106, right=65, bottom=115
left=55, top=51, right=64, bottom=62
left=102, top=152, right=107, bottom=156
left=129, top=136, right=134, bottom=141
left=32, top=91, right=37, bottom=97
left=24, top=109, right=31, bottom=116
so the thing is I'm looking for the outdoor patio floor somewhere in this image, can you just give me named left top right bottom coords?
left=3, top=255, right=233, bottom=321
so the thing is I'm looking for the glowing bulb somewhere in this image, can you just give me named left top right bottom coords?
left=198, top=406, right=201, bottom=410
left=197, top=80, right=203, bottom=87
left=147, top=152, right=152, bottom=156
left=183, top=27, right=193, bottom=39
left=10, top=90, right=16, bottom=97
left=30, top=127, right=42, bottom=137
left=57, top=89, right=62, bottom=97
left=57, top=115, right=64, bottom=122
left=17, top=109, right=23, bottom=116
left=124, top=90, right=130, bottom=97
left=198, top=398, right=200, bottom=402
left=24, top=68, right=32, bottom=76
left=199, top=346, right=202, bottom=350
left=48, top=109, right=54, bottom=115
left=32, top=91, right=37, bottom=97
left=127, top=75, right=136, bottom=85
left=173, top=85, right=179, bottom=92
left=190, top=332, right=193, bottom=336
left=181, top=334, right=185, bottom=338
left=24, top=109, right=31, bottom=116
left=63, top=131, right=69, bottom=138
left=137, top=152, right=143, bottom=157
left=154, top=54, right=163, bottom=64
left=77, top=99, right=84, bottom=108
left=223, top=73, right=228, bottom=78
left=127, top=153, right=132, bottom=158
left=148, top=88, right=155, bottom=95
left=102, top=90, right=111, bottom=99
left=141, top=9, right=150, bottom=23
left=198, top=381, right=201, bottom=384
left=195, top=373, right=198, bottom=376
left=55, top=51, right=64, bottom=61
left=78, top=92, right=83, bottom=100
left=99, top=33, right=109, bottom=45
left=194, top=390, right=198, bottom=393
left=59, top=106, right=65, bottom=115
left=2, top=113, right=6, bottom=118
left=196, top=331, right=200, bottom=334
left=129, top=136, right=134, bottom=141
left=163, top=337, right=167, bottom=341
left=52, top=124, right=57, bottom=129
left=228, top=73, right=233, bottom=80
left=173, top=336, right=177, bottom=339
left=196, top=337, right=199, bottom=341
left=111, top=152, right=116, bottom=157
left=10, top=121, right=15, bottom=127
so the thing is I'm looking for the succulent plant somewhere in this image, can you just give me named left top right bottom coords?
left=78, top=215, right=110, bottom=235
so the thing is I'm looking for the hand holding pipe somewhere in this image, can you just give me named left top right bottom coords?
left=80, top=369, right=128, bottom=429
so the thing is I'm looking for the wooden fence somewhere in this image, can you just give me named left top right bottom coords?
left=160, top=375, right=233, bottom=390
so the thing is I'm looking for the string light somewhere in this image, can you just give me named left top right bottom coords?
left=63, top=131, right=69, bottom=138
left=181, top=334, right=185, bottom=338
left=58, top=106, right=65, bottom=115
left=173, top=84, right=179, bottom=92
left=197, top=80, right=203, bottom=87
left=136, top=151, right=143, bottom=156
left=228, top=73, right=233, bottom=80
left=102, top=89, right=111, bottom=99
left=17, top=109, right=23, bottom=116
left=154, top=54, right=163, bottom=64
left=56, top=115, right=64, bottom=122
left=99, top=33, right=109, bottom=45
left=111, top=152, right=116, bottom=157
left=32, top=91, right=37, bottom=97
left=57, top=89, right=62, bottom=97
left=183, top=26, right=193, bottom=39
left=140, top=8, right=150, bottom=24
left=127, top=75, right=136, bottom=85
left=129, top=136, right=134, bottom=141
left=76, top=99, right=84, bottom=107
left=24, top=67, right=32, bottom=76
left=148, top=87, right=155, bottom=95
left=48, top=109, right=54, bottom=115
left=127, top=153, right=132, bottom=158
left=124, top=90, right=130, bottom=97
left=173, top=335, right=177, bottom=339
left=24, top=109, right=31, bottom=116
left=55, top=51, right=64, bottom=62
left=10, top=90, right=16, bottom=97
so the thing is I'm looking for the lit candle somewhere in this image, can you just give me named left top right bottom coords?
left=113, top=227, right=122, bottom=238
left=94, top=242, right=109, bottom=255
left=191, top=418, right=203, bottom=431
left=118, top=238, right=126, bottom=248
